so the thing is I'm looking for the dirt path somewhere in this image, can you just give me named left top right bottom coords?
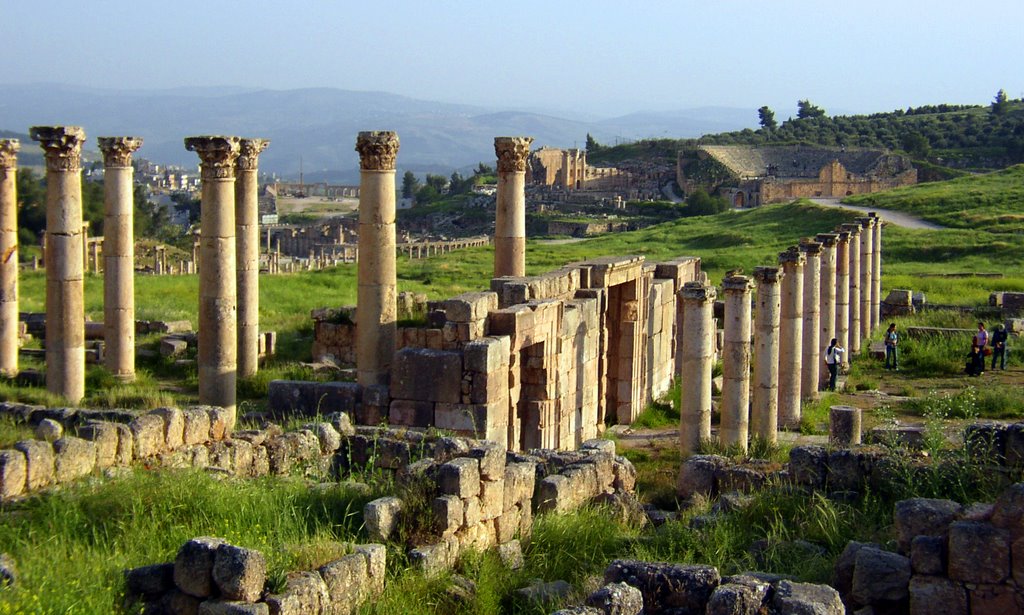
left=809, top=198, right=945, bottom=230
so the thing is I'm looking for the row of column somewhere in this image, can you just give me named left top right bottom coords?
left=679, top=215, right=883, bottom=453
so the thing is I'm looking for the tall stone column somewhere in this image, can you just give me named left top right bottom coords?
left=858, top=217, right=875, bottom=340
left=679, top=281, right=716, bottom=454
left=721, top=274, right=753, bottom=452
left=816, top=234, right=838, bottom=387
left=834, top=230, right=851, bottom=363
left=31, top=126, right=87, bottom=403
left=235, top=138, right=269, bottom=380
left=799, top=240, right=822, bottom=401
left=355, top=131, right=400, bottom=388
left=752, top=266, right=782, bottom=444
left=841, top=223, right=862, bottom=354
left=98, top=136, right=143, bottom=381
left=870, top=212, right=882, bottom=331
left=185, top=136, right=240, bottom=427
left=0, top=140, right=20, bottom=377
left=777, top=248, right=804, bottom=428
left=493, top=137, right=532, bottom=278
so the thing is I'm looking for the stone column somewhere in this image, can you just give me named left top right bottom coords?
left=834, top=230, right=851, bottom=364
left=0, top=140, right=19, bottom=377
left=870, top=212, right=882, bottom=332
left=858, top=217, right=875, bottom=340
left=777, top=248, right=804, bottom=429
left=98, top=136, right=143, bottom=381
left=493, top=137, right=533, bottom=278
left=31, top=126, right=87, bottom=403
left=752, top=266, right=782, bottom=444
left=721, top=274, right=753, bottom=452
left=355, top=131, right=400, bottom=388
left=82, top=223, right=89, bottom=273
left=185, top=135, right=240, bottom=427
left=235, top=138, right=269, bottom=380
left=799, top=240, right=822, bottom=401
left=679, top=281, right=716, bottom=454
left=816, top=233, right=838, bottom=389
left=841, top=223, right=862, bottom=354
left=90, top=240, right=101, bottom=273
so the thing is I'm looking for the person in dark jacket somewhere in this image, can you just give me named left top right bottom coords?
left=966, top=344, right=985, bottom=377
left=991, top=324, right=1009, bottom=370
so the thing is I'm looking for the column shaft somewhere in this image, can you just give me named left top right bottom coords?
left=235, top=138, right=269, bottom=379
left=800, top=241, right=822, bottom=401
left=752, top=267, right=782, bottom=444
left=842, top=224, right=862, bottom=354
left=356, top=131, right=400, bottom=388
left=835, top=231, right=850, bottom=362
left=494, top=137, right=532, bottom=278
left=721, top=274, right=753, bottom=451
left=778, top=248, right=804, bottom=428
left=679, top=282, right=716, bottom=454
left=871, top=213, right=882, bottom=331
left=858, top=217, right=875, bottom=340
left=99, top=137, right=143, bottom=380
left=0, top=141, right=19, bottom=377
left=816, top=234, right=838, bottom=391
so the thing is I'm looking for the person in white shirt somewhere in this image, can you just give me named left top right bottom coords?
left=824, top=338, right=846, bottom=391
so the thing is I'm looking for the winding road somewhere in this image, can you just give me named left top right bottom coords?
left=809, top=197, right=945, bottom=230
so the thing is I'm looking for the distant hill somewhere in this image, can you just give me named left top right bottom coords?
left=0, top=84, right=757, bottom=179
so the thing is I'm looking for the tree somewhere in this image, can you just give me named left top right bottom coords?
left=425, top=174, right=448, bottom=193
left=585, top=133, right=601, bottom=154
left=685, top=188, right=728, bottom=216
left=758, top=106, right=777, bottom=130
left=796, top=100, right=826, bottom=119
left=992, top=89, right=1010, bottom=116
left=900, top=132, right=931, bottom=158
left=401, top=170, right=419, bottom=198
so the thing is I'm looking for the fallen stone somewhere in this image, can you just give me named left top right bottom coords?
left=772, top=579, right=844, bottom=615
left=893, top=498, right=962, bottom=553
left=198, top=600, right=269, bottom=615
left=585, top=581, right=643, bottom=615
left=515, top=579, right=573, bottom=605
left=124, top=562, right=175, bottom=598
left=213, top=544, right=267, bottom=602
left=35, top=418, right=63, bottom=442
left=850, top=546, right=911, bottom=605
left=496, top=539, right=524, bottom=570
left=364, top=497, right=403, bottom=542
left=174, top=536, right=227, bottom=598
left=604, top=559, right=719, bottom=613
left=706, top=574, right=771, bottom=615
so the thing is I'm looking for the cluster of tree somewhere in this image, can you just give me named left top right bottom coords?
left=401, top=163, right=495, bottom=205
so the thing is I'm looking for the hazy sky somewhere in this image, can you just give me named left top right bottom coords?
left=3, top=0, right=1021, bottom=118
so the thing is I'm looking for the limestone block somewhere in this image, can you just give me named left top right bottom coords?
left=829, top=406, right=862, bottom=446
left=1005, top=423, right=1024, bottom=466
left=207, top=407, right=231, bottom=439
left=319, top=552, right=368, bottom=613
left=434, top=402, right=498, bottom=437
left=677, top=454, right=727, bottom=498
left=469, top=442, right=505, bottom=480
left=480, top=478, right=505, bottom=520
left=515, top=580, right=573, bottom=606
left=264, top=571, right=330, bottom=615
left=327, top=411, right=356, bottom=438
left=537, top=475, right=572, bottom=514
left=409, top=542, right=453, bottom=577
left=0, top=449, right=26, bottom=499
left=585, top=581, right=644, bottom=615
left=356, top=544, right=386, bottom=597
left=581, top=439, right=615, bottom=456
left=463, top=336, right=510, bottom=373
left=612, top=456, right=637, bottom=493
left=302, top=422, right=341, bottom=455
left=388, top=400, right=434, bottom=427
left=496, top=539, right=524, bottom=570
left=125, top=563, right=175, bottom=598
left=947, top=520, right=1010, bottom=584
left=364, top=497, right=403, bottom=542
left=893, top=498, right=962, bottom=553
left=908, top=576, right=967, bottom=615
left=850, top=546, right=911, bottom=604
left=771, top=580, right=844, bottom=615
left=267, top=379, right=318, bottom=416
left=113, top=423, right=134, bottom=466
left=390, top=348, right=462, bottom=403
left=198, top=600, right=268, bottom=615
left=503, top=462, right=536, bottom=510
left=35, top=418, right=63, bottom=442
left=463, top=496, right=482, bottom=528
left=991, top=482, right=1024, bottom=539
left=495, top=505, right=522, bottom=543
left=53, top=436, right=95, bottom=482
left=603, top=559, right=720, bottom=614
left=160, top=337, right=188, bottom=357
left=13, top=440, right=54, bottom=490
left=705, top=575, right=770, bottom=615
left=910, top=535, right=945, bottom=575
left=826, top=449, right=867, bottom=492
left=174, top=537, right=227, bottom=598
left=444, top=292, right=498, bottom=323
left=788, top=446, right=827, bottom=487
left=968, top=583, right=1021, bottom=615
left=130, top=413, right=165, bottom=458
left=315, top=382, right=362, bottom=416
left=213, top=544, right=267, bottom=602
left=433, top=495, right=464, bottom=536
left=182, top=408, right=212, bottom=446
left=152, top=407, right=185, bottom=450
left=76, top=422, right=118, bottom=468
left=469, top=367, right=510, bottom=405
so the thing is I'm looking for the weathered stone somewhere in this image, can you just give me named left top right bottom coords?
left=207, top=406, right=230, bottom=439
left=409, top=542, right=453, bottom=577
left=53, top=436, right=96, bottom=482
left=826, top=449, right=867, bottom=492
left=160, top=337, right=188, bottom=357
left=603, top=559, right=720, bottom=613
left=968, top=583, right=1022, bottom=615
left=152, top=407, right=186, bottom=450
left=910, top=535, right=945, bottom=575
left=947, top=520, right=1010, bottom=584
left=319, top=552, right=368, bottom=613
left=496, top=539, right=524, bottom=570
left=174, top=536, right=227, bottom=598
left=706, top=575, right=771, bottom=615
left=356, top=543, right=386, bottom=596
left=908, top=576, right=967, bottom=615
left=390, top=348, right=462, bottom=403
left=12, top=440, right=54, bottom=490
left=76, top=422, right=119, bottom=468
left=789, top=445, right=828, bottom=487
left=198, top=600, right=268, bottom=615
left=212, top=544, right=266, bottom=602
left=264, top=570, right=330, bottom=615
left=772, top=579, right=844, bottom=615
left=582, top=439, right=616, bottom=456
left=585, top=581, right=644, bottom=615
left=433, top=495, right=464, bottom=536
left=503, top=462, right=536, bottom=509
left=35, top=418, right=63, bottom=442
left=538, top=475, right=573, bottom=513
left=125, top=562, right=175, bottom=598
left=515, top=579, right=573, bottom=605
left=113, top=423, right=134, bottom=465
left=438, top=457, right=480, bottom=498
left=364, top=496, right=403, bottom=542
left=893, top=498, right=962, bottom=553
left=468, top=442, right=505, bottom=480
left=991, top=482, right=1024, bottom=539
left=182, top=408, right=212, bottom=446
left=677, top=454, right=726, bottom=498
left=302, top=422, right=341, bottom=455
left=130, top=413, right=166, bottom=458
left=551, top=608, right=602, bottom=615
left=612, top=456, right=636, bottom=493
left=850, top=546, right=910, bottom=605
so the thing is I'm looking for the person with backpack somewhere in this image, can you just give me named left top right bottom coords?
left=824, top=338, right=846, bottom=391
left=884, top=323, right=899, bottom=371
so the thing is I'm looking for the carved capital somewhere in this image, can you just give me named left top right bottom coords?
left=681, top=281, right=716, bottom=303
left=30, top=126, right=86, bottom=172
left=494, top=136, right=534, bottom=172
left=722, top=274, right=753, bottom=293
left=237, top=138, right=270, bottom=171
left=184, top=136, right=241, bottom=180
left=839, top=223, right=861, bottom=237
left=799, top=239, right=823, bottom=255
left=0, top=139, right=19, bottom=169
left=856, top=216, right=875, bottom=230
left=355, top=131, right=399, bottom=171
left=97, top=136, right=143, bottom=168
left=778, top=246, right=805, bottom=266
left=815, top=232, right=839, bottom=247
left=753, top=266, right=783, bottom=284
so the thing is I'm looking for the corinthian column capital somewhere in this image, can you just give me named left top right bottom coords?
left=184, top=136, right=241, bottom=180
left=0, top=140, right=19, bottom=169
left=30, top=126, right=86, bottom=172
left=356, top=131, right=399, bottom=171
left=237, top=138, right=270, bottom=171
left=494, top=136, right=534, bottom=172
left=98, top=137, right=144, bottom=168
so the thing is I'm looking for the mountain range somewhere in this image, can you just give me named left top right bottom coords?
left=0, top=84, right=757, bottom=181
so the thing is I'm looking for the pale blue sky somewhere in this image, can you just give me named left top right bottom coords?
left=2, top=0, right=1021, bottom=117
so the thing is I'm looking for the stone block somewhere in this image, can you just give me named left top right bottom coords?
left=433, top=495, right=464, bottom=536
left=264, top=570, right=330, bottom=615
left=13, top=440, right=54, bottom=490
left=850, top=546, right=911, bottom=604
left=515, top=580, right=573, bottom=606
left=948, top=520, right=1010, bottom=584
left=213, top=544, right=267, bottom=602
left=267, top=380, right=319, bottom=416
left=909, top=576, right=967, bottom=615
left=319, top=552, right=368, bottom=613
left=207, top=407, right=231, bottom=439
left=771, top=580, right=844, bottom=615
left=182, top=408, right=212, bottom=446
left=314, top=381, right=361, bottom=416
left=968, top=583, right=1022, bottom=615
left=789, top=445, right=827, bottom=487
left=677, top=454, right=726, bottom=498
left=35, top=418, right=63, bottom=442
left=301, top=422, right=341, bottom=455
left=76, top=422, right=119, bottom=468
left=388, top=400, right=434, bottom=427
left=463, top=336, right=510, bottom=373
left=537, top=475, right=572, bottom=514
left=130, top=413, right=165, bottom=458
left=581, top=439, right=616, bottom=456
left=463, top=496, right=482, bottom=528
left=1005, top=423, right=1024, bottom=466
left=152, top=407, right=185, bottom=450
left=0, top=449, right=27, bottom=499
left=444, top=292, right=498, bottom=323
left=390, top=348, right=463, bottom=403
left=603, top=559, right=720, bottom=614
left=469, top=442, right=505, bottom=480
left=174, top=537, right=227, bottom=598
left=364, top=497, right=403, bottom=542
left=585, top=581, right=644, bottom=615
left=612, top=456, right=637, bottom=493
left=113, top=423, right=134, bottom=465
left=965, top=422, right=1007, bottom=463
left=991, top=482, right=1024, bottom=539
left=495, top=505, right=522, bottom=543
left=503, top=462, right=536, bottom=509
left=705, top=575, right=770, bottom=615
left=409, top=542, right=453, bottom=577
left=480, top=478, right=505, bottom=520
left=124, top=562, right=175, bottom=598
left=198, top=600, right=269, bottom=615
left=53, top=437, right=96, bottom=482
left=160, top=337, right=188, bottom=357
left=893, top=498, right=962, bottom=553
left=437, top=457, right=481, bottom=499
left=910, top=535, right=945, bottom=576
left=356, top=543, right=386, bottom=596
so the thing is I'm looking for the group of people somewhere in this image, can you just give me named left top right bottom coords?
left=966, top=321, right=1009, bottom=376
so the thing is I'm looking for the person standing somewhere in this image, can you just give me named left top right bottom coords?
left=976, top=322, right=989, bottom=349
left=991, top=323, right=1008, bottom=370
left=884, top=323, right=899, bottom=371
left=825, top=338, right=846, bottom=391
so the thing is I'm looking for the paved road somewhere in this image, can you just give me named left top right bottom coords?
left=809, top=197, right=945, bottom=230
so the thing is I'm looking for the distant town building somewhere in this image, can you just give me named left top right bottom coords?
left=274, top=181, right=360, bottom=199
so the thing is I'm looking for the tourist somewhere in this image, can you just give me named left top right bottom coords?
left=884, top=323, right=899, bottom=370
left=991, top=323, right=1009, bottom=370
left=975, top=322, right=989, bottom=349
left=824, top=338, right=845, bottom=391
left=966, top=343, right=985, bottom=377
